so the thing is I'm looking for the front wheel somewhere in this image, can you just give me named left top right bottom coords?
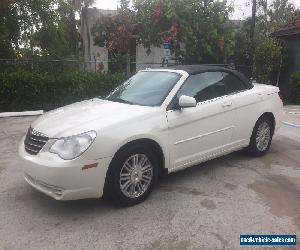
left=246, top=116, right=274, bottom=157
left=104, top=145, right=158, bottom=206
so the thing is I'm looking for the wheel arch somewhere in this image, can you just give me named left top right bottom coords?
left=248, top=111, right=276, bottom=144
left=246, top=111, right=275, bottom=157
left=110, top=138, right=167, bottom=178
left=257, top=112, right=276, bottom=132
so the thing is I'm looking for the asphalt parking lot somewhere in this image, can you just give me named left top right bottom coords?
left=0, top=106, right=299, bottom=250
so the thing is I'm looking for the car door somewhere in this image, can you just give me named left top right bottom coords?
left=166, top=71, right=236, bottom=172
left=222, top=72, right=261, bottom=146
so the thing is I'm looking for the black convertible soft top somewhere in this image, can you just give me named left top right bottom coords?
left=167, top=65, right=253, bottom=89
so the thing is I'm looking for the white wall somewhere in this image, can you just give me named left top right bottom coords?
left=80, top=8, right=172, bottom=73
left=80, top=8, right=115, bottom=72
left=136, top=44, right=165, bottom=71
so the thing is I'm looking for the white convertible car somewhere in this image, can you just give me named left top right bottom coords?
left=19, top=65, right=283, bottom=206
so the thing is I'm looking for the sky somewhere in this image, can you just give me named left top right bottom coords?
left=94, top=0, right=300, bottom=20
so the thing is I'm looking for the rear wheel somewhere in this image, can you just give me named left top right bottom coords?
left=104, top=145, right=158, bottom=206
left=246, top=116, right=274, bottom=157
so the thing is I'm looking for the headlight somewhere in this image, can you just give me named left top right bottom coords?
left=49, top=131, right=97, bottom=160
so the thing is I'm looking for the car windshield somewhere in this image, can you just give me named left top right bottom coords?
left=104, top=71, right=181, bottom=106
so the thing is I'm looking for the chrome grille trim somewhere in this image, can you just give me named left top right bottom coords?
left=25, top=146, right=39, bottom=153
left=25, top=141, right=42, bottom=148
left=29, top=136, right=48, bottom=143
left=24, top=127, right=49, bottom=155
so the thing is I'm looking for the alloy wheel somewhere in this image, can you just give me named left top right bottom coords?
left=119, top=154, right=153, bottom=199
left=255, top=122, right=271, bottom=152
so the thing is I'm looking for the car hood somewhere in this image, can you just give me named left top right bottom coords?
left=31, top=98, right=158, bottom=138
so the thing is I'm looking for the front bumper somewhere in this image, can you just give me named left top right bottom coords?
left=19, top=142, right=112, bottom=200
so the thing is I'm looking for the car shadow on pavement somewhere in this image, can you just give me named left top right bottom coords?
left=23, top=151, right=250, bottom=215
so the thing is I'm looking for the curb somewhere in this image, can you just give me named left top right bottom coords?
left=0, top=110, right=44, bottom=118
left=282, top=121, right=300, bottom=129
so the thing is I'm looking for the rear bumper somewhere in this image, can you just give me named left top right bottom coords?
left=19, top=143, right=112, bottom=200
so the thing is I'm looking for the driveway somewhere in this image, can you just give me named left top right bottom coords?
left=0, top=106, right=299, bottom=249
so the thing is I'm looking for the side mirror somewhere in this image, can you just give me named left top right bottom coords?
left=178, top=95, right=197, bottom=108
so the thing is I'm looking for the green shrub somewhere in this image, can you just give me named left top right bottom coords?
left=290, top=72, right=300, bottom=104
left=0, top=69, right=127, bottom=112
left=253, top=37, right=282, bottom=84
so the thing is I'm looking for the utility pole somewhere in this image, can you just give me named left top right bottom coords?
left=250, top=0, right=257, bottom=76
left=250, top=0, right=256, bottom=43
left=70, top=0, right=78, bottom=58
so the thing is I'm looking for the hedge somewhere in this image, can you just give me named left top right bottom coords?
left=290, top=72, right=300, bottom=104
left=0, top=69, right=127, bottom=112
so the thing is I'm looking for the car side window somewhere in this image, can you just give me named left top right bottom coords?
left=176, top=71, right=226, bottom=103
left=222, top=72, right=247, bottom=94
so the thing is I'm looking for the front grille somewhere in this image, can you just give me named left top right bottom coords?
left=24, top=127, right=49, bottom=155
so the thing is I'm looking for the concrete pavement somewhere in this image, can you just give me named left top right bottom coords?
left=0, top=106, right=299, bottom=249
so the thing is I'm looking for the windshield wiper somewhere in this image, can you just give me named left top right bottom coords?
left=106, top=97, right=134, bottom=105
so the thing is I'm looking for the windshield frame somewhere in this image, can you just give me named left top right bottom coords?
left=103, top=69, right=186, bottom=107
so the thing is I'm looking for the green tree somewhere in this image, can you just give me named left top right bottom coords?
left=267, top=0, right=299, bottom=33
left=31, top=0, right=73, bottom=58
left=15, top=0, right=59, bottom=57
left=0, top=0, right=20, bottom=58
left=232, top=0, right=299, bottom=83
left=133, top=0, right=234, bottom=64
left=92, top=0, right=234, bottom=65
left=120, top=0, right=131, bottom=13
left=0, top=0, right=94, bottom=59
left=232, top=19, right=252, bottom=66
left=254, top=37, right=282, bottom=83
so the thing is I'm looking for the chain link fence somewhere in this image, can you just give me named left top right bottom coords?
left=0, top=59, right=97, bottom=73
left=0, top=58, right=253, bottom=79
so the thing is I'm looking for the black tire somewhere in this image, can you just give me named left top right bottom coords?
left=104, top=144, right=158, bottom=206
left=246, top=116, right=274, bottom=157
